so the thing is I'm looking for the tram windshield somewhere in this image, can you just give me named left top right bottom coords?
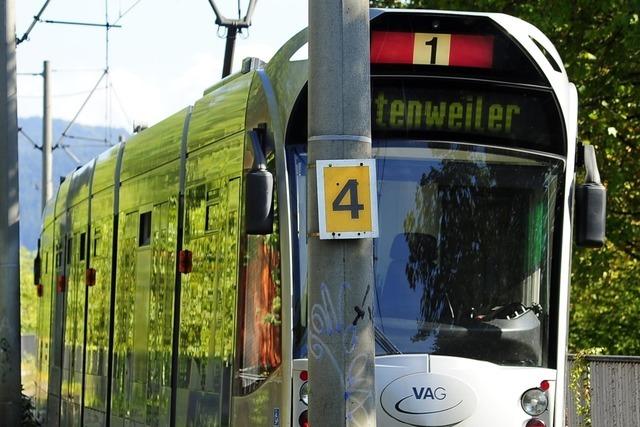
left=288, top=141, right=564, bottom=367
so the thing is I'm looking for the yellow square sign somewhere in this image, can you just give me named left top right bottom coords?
left=316, top=159, right=379, bottom=239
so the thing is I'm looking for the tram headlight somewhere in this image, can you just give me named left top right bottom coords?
left=521, top=388, right=548, bottom=416
left=299, top=381, right=309, bottom=406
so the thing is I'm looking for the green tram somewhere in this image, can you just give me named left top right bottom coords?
left=34, top=8, right=605, bottom=427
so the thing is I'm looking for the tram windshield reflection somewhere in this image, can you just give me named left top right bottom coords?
left=288, top=141, right=564, bottom=367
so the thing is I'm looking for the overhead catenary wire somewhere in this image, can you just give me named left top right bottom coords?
left=47, top=0, right=133, bottom=147
left=61, top=146, right=81, bottom=164
left=113, top=0, right=143, bottom=26
left=51, top=68, right=105, bottom=73
left=24, top=0, right=130, bottom=149
left=18, top=0, right=122, bottom=44
left=21, top=0, right=139, bottom=150
left=109, top=82, right=133, bottom=128
left=54, top=70, right=108, bottom=149
left=19, top=88, right=105, bottom=99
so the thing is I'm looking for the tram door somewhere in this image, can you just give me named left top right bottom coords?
left=177, top=134, right=243, bottom=426
left=83, top=188, right=116, bottom=426
left=60, top=227, right=88, bottom=427
left=49, top=209, right=68, bottom=426
left=111, top=201, right=179, bottom=425
left=35, top=230, right=54, bottom=423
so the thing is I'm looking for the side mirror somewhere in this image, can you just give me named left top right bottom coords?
left=245, top=130, right=274, bottom=235
left=34, top=238, right=42, bottom=285
left=34, top=254, right=42, bottom=285
left=575, top=145, right=606, bottom=247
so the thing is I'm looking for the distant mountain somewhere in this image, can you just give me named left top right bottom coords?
left=18, top=117, right=129, bottom=250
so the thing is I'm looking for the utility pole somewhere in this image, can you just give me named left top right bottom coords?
left=307, top=0, right=376, bottom=426
left=42, top=60, right=52, bottom=211
left=0, top=0, right=22, bottom=424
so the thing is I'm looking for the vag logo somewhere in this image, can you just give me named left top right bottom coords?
left=412, top=386, right=446, bottom=400
left=380, top=373, right=476, bottom=426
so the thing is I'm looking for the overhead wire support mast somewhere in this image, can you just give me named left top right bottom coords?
left=0, top=0, right=21, bottom=423
left=207, top=0, right=257, bottom=78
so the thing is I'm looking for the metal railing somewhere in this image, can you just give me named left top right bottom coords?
left=565, top=355, right=640, bottom=426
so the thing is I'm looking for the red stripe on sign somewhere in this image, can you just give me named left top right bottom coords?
left=371, top=31, right=415, bottom=64
left=449, top=35, right=494, bottom=68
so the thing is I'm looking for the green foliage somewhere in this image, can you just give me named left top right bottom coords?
left=569, top=351, right=591, bottom=426
left=369, top=0, right=640, bottom=354
left=569, top=348, right=604, bottom=427
left=20, top=247, right=38, bottom=335
left=21, top=386, right=41, bottom=427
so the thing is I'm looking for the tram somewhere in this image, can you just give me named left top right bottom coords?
left=34, top=8, right=606, bottom=427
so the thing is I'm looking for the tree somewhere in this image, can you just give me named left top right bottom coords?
left=369, top=0, right=640, bottom=354
left=20, top=247, right=37, bottom=335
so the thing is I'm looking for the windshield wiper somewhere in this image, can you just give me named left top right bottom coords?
left=375, top=325, right=402, bottom=355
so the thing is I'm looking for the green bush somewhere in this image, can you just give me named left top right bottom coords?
left=21, top=386, right=40, bottom=427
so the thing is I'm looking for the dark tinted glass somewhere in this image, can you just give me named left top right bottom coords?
left=288, top=142, right=564, bottom=367
left=138, top=211, right=151, bottom=246
left=372, top=78, right=566, bottom=155
left=371, top=12, right=548, bottom=85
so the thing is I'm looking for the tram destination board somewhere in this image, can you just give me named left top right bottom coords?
left=372, top=80, right=565, bottom=154
left=371, top=31, right=494, bottom=68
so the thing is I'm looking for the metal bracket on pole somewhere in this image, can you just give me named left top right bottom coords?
left=309, top=134, right=373, bottom=144
left=206, top=0, right=258, bottom=78
left=583, top=144, right=602, bottom=184
left=16, top=0, right=52, bottom=44
left=39, top=19, right=122, bottom=29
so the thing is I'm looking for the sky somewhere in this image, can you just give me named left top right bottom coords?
left=16, top=0, right=308, bottom=134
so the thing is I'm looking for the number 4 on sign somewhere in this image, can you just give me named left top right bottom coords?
left=332, top=179, right=365, bottom=219
left=316, top=159, right=379, bottom=240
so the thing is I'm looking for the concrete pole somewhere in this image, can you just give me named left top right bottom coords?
left=42, top=60, right=52, bottom=212
left=307, top=1, right=376, bottom=426
left=0, top=0, right=22, bottom=424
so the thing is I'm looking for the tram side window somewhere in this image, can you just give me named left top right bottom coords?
left=79, top=232, right=86, bottom=261
left=93, top=236, right=100, bottom=257
left=139, top=211, right=152, bottom=247
left=66, top=237, right=73, bottom=265
left=235, top=205, right=282, bottom=395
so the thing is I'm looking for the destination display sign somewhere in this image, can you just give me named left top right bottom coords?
left=370, top=13, right=550, bottom=85
left=372, top=80, right=564, bottom=153
left=371, top=31, right=494, bottom=69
